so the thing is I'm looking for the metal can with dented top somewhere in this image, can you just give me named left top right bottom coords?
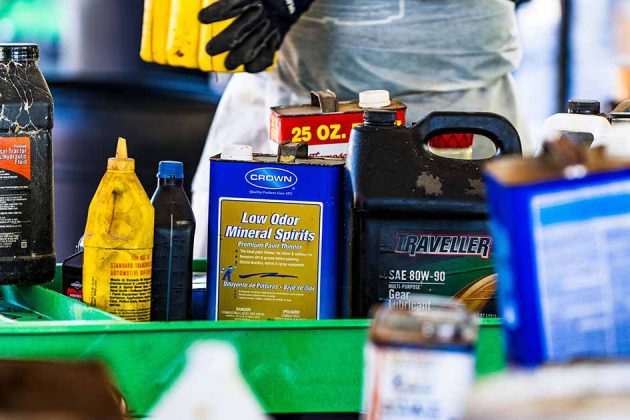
left=207, top=142, right=343, bottom=320
left=269, top=90, right=406, bottom=158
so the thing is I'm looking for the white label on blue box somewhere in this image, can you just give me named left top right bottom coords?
left=531, top=180, right=630, bottom=361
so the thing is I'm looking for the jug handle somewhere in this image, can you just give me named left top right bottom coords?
left=413, top=112, right=522, bottom=157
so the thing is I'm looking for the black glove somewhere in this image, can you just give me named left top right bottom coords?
left=198, top=0, right=315, bottom=73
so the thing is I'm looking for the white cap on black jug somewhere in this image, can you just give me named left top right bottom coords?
left=221, top=144, right=253, bottom=161
left=359, top=90, right=391, bottom=108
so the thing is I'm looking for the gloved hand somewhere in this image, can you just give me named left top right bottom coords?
left=198, top=0, right=315, bottom=73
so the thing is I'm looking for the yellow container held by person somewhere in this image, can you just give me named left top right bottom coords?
left=140, top=0, right=266, bottom=72
left=83, top=138, right=155, bottom=322
left=140, top=0, right=172, bottom=64
left=166, top=0, right=201, bottom=68
left=139, top=0, right=155, bottom=63
left=197, top=0, right=244, bottom=72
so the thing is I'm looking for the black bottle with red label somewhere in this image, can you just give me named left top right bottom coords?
left=0, top=44, right=55, bottom=284
left=62, top=237, right=84, bottom=301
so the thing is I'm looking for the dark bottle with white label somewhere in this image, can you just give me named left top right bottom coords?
left=0, top=44, right=55, bottom=284
left=151, top=161, right=195, bottom=321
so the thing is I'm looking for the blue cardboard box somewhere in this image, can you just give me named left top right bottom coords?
left=485, top=158, right=630, bottom=367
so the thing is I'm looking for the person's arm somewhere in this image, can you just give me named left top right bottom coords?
left=198, top=0, right=315, bottom=73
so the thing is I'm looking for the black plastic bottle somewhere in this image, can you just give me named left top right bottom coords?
left=62, top=237, right=84, bottom=301
left=151, top=161, right=195, bottom=321
left=0, top=44, right=55, bottom=284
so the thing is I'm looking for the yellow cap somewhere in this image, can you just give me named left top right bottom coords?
left=107, top=137, right=135, bottom=171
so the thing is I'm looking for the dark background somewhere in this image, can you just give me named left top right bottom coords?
left=24, top=0, right=219, bottom=260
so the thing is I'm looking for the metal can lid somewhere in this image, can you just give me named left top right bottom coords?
left=221, top=144, right=253, bottom=161
left=369, top=295, right=478, bottom=347
left=0, top=43, right=39, bottom=62
left=359, top=90, right=391, bottom=109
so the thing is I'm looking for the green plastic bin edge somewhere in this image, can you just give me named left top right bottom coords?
left=0, top=261, right=505, bottom=415
left=0, top=283, right=120, bottom=322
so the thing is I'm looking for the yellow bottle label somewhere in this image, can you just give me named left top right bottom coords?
left=83, top=247, right=153, bottom=322
left=216, top=199, right=321, bottom=320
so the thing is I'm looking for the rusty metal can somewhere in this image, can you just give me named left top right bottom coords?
left=269, top=90, right=406, bottom=158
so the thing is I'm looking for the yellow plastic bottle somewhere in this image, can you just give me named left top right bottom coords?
left=82, top=138, right=155, bottom=322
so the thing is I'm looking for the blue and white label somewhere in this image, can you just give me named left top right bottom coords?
left=491, top=220, right=518, bottom=329
left=532, top=179, right=630, bottom=361
left=245, top=167, right=298, bottom=190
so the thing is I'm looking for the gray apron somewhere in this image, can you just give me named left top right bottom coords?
left=192, top=0, right=530, bottom=257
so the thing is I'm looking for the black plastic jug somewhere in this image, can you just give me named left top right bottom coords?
left=344, top=111, right=522, bottom=318
left=0, top=44, right=55, bottom=284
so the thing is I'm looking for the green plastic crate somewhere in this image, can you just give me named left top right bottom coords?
left=0, top=261, right=505, bottom=416
left=0, top=282, right=119, bottom=322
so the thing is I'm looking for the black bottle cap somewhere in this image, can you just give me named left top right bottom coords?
left=0, top=44, right=39, bottom=62
left=364, top=110, right=397, bottom=126
left=568, top=99, right=600, bottom=115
